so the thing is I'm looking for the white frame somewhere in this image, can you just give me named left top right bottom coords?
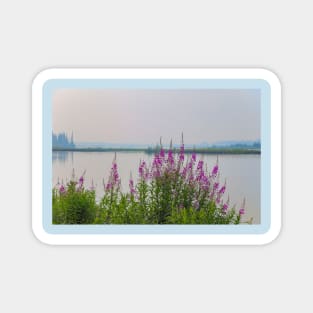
left=32, top=68, right=281, bottom=245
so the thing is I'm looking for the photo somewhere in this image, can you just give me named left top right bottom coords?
left=32, top=68, right=280, bottom=244
left=52, top=88, right=261, bottom=225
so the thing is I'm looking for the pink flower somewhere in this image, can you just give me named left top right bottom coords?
left=222, top=203, right=228, bottom=212
left=167, top=149, right=174, bottom=167
left=105, top=156, right=121, bottom=192
left=196, top=170, right=205, bottom=183
left=213, top=182, right=219, bottom=191
left=212, top=164, right=218, bottom=176
left=197, top=160, right=204, bottom=171
left=153, top=154, right=161, bottom=166
left=200, top=175, right=209, bottom=190
left=239, top=208, right=245, bottom=215
left=153, top=169, right=161, bottom=178
left=105, top=182, right=112, bottom=191
left=160, top=148, right=165, bottom=158
left=129, top=178, right=136, bottom=195
left=218, top=185, right=226, bottom=195
left=59, top=185, right=66, bottom=194
left=191, top=153, right=196, bottom=162
left=139, top=160, right=146, bottom=178
left=112, top=162, right=119, bottom=183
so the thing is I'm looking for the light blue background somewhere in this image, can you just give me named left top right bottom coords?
left=43, top=78, right=271, bottom=234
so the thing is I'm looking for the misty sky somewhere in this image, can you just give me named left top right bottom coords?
left=52, top=89, right=260, bottom=145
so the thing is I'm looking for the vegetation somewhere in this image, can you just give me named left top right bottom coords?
left=53, top=140, right=246, bottom=225
left=52, top=131, right=75, bottom=148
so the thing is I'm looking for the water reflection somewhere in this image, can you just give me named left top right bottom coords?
left=52, top=151, right=74, bottom=164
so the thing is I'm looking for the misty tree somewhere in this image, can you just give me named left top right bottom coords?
left=52, top=132, right=75, bottom=147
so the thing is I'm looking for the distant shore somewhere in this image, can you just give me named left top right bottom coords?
left=53, top=146, right=261, bottom=155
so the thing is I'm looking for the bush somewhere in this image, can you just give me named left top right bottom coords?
left=53, top=175, right=97, bottom=224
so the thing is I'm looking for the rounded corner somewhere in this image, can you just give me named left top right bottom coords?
left=256, top=68, right=282, bottom=90
left=259, top=222, right=282, bottom=246
left=32, top=68, right=58, bottom=90
left=32, top=223, right=54, bottom=246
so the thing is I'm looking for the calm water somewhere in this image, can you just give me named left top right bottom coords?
left=53, top=151, right=260, bottom=223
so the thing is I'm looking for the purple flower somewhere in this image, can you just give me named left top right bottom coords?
left=139, top=167, right=143, bottom=177
left=59, top=185, right=66, bottom=194
left=200, top=175, right=209, bottom=190
left=196, top=170, right=205, bottom=182
left=212, top=164, right=218, bottom=176
left=139, top=160, right=146, bottom=178
left=79, top=176, right=84, bottom=185
left=153, top=154, right=163, bottom=167
left=213, top=182, right=219, bottom=191
left=218, top=185, right=226, bottom=195
left=239, top=208, right=245, bottom=215
left=197, top=160, right=204, bottom=171
left=105, top=182, right=112, bottom=191
left=139, top=160, right=150, bottom=181
left=167, top=149, right=174, bottom=167
left=152, top=168, right=161, bottom=178
left=129, top=178, right=136, bottom=195
left=222, top=203, right=228, bottom=211
left=160, top=148, right=165, bottom=158
left=191, top=153, right=196, bottom=162
left=105, top=157, right=121, bottom=192
left=112, top=162, right=119, bottom=183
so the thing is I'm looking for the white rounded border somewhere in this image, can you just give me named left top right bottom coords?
left=32, top=68, right=281, bottom=245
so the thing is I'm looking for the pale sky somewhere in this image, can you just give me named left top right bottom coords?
left=52, top=89, right=260, bottom=145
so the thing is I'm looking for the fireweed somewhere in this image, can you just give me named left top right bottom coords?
left=52, top=142, right=246, bottom=224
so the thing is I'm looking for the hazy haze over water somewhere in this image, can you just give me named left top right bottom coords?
left=53, top=89, right=260, bottom=145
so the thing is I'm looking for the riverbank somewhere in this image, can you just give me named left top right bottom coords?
left=53, top=146, right=261, bottom=155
